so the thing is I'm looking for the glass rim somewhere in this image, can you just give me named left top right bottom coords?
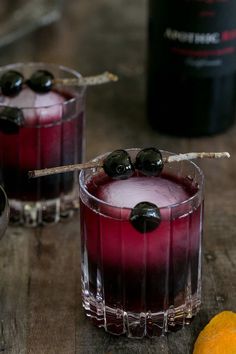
left=79, top=148, right=204, bottom=212
left=0, top=184, right=9, bottom=216
left=0, top=184, right=8, bottom=204
left=0, top=62, right=86, bottom=110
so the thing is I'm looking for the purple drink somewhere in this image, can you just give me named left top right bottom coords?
left=0, top=63, right=86, bottom=226
left=79, top=149, right=204, bottom=338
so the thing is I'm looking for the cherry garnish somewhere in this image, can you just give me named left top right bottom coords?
left=26, top=69, right=54, bottom=93
left=103, top=149, right=135, bottom=180
left=135, top=147, right=164, bottom=176
left=0, top=107, right=24, bottom=134
left=130, top=201, right=161, bottom=233
left=0, top=70, right=24, bottom=97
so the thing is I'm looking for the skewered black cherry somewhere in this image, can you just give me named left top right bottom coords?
left=135, top=147, right=164, bottom=176
left=103, top=149, right=134, bottom=179
left=0, top=70, right=24, bottom=96
left=27, top=69, right=54, bottom=93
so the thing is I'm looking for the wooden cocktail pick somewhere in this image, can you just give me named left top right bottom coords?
left=53, top=72, right=118, bottom=87
left=29, top=151, right=230, bottom=178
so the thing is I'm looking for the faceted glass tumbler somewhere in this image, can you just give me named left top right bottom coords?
left=0, top=62, right=86, bottom=227
left=79, top=149, right=204, bottom=338
left=0, top=184, right=9, bottom=239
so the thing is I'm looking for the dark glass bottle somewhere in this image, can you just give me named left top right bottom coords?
left=147, top=0, right=236, bottom=136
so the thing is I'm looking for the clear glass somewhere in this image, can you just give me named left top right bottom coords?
left=0, top=185, right=9, bottom=239
left=0, top=62, right=86, bottom=227
left=79, top=149, right=204, bottom=338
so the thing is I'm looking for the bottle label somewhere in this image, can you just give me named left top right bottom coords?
left=154, top=0, right=236, bottom=77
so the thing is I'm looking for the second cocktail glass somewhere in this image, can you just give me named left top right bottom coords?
left=0, top=62, right=86, bottom=226
left=79, top=149, right=204, bottom=338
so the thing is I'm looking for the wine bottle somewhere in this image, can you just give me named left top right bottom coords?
left=147, top=0, right=236, bottom=136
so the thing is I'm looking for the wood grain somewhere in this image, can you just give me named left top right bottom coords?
left=0, top=0, right=235, bottom=353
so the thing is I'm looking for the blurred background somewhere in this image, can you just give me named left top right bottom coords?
left=0, top=0, right=235, bottom=171
left=0, top=0, right=149, bottom=160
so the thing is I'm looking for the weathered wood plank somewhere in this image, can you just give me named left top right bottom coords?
left=0, top=227, right=30, bottom=354
left=26, top=218, right=81, bottom=354
left=0, top=0, right=235, bottom=353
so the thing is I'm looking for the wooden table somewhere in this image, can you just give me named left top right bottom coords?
left=0, top=1, right=235, bottom=353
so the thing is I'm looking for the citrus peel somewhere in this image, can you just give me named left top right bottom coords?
left=193, top=311, right=236, bottom=354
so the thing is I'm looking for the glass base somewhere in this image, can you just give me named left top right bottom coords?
left=9, top=194, right=79, bottom=227
left=82, top=291, right=201, bottom=338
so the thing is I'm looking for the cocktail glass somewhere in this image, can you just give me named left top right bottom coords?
left=79, top=149, right=204, bottom=338
left=0, top=62, right=86, bottom=227
left=0, top=184, right=9, bottom=239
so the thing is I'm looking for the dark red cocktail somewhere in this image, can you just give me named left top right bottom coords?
left=79, top=149, right=204, bottom=338
left=0, top=63, right=86, bottom=226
